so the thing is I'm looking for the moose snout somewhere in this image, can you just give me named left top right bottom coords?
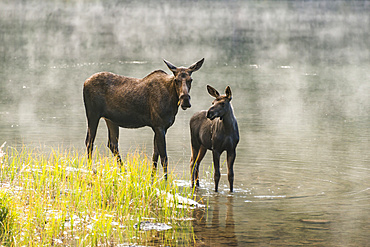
left=206, top=109, right=217, bottom=120
left=179, top=94, right=191, bottom=110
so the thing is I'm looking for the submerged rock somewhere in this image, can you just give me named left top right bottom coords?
left=134, top=221, right=172, bottom=231
left=156, top=189, right=205, bottom=208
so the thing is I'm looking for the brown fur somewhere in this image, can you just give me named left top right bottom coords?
left=190, top=85, right=239, bottom=192
left=83, top=59, right=204, bottom=178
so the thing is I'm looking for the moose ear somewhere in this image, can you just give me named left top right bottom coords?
left=207, top=85, right=220, bottom=98
left=225, top=86, right=232, bottom=100
left=163, top=59, right=177, bottom=74
left=188, top=58, right=205, bottom=72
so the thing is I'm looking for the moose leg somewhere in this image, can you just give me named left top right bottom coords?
left=85, top=116, right=99, bottom=160
left=212, top=150, right=221, bottom=192
left=104, top=119, right=122, bottom=164
left=191, top=146, right=207, bottom=188
left=153, top=127, right=168, bottom=180
left=152, top=138, right=159, bottom=176
left=190, top=146, right=199, bottom=188
left=226, top=150, right=236, bottom=192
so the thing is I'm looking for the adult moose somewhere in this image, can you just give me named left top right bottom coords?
left=83, top=58, right=205, bottom=178
left=189, top=85, right=239, bottom=192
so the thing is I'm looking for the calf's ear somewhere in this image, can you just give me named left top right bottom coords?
left=207, top=85, right=220, bottom=98
left=225, top=86, right=232, bottom=100
left=188, top=58, right=205, bottom=73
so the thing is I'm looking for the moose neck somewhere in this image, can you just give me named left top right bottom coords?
left=169, top=76, right=182, bottom=110
left=217, top=106, right=236, bottom=132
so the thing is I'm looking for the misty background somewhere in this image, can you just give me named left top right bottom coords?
left=0, top=1, right=369, bottom=245
left=1, top=0, right=368, bottom=149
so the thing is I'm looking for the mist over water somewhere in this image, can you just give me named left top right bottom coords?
left=1, top=1, right=369, bottom=246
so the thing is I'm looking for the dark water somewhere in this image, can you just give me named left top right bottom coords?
left=1, top=1, right=369, bottom=246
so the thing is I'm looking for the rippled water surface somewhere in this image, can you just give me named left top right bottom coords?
left=1, top=1, right=369, bottom=246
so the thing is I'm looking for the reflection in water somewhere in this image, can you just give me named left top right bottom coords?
left=192, top=196, right=237, bottom=246
left=190, top=187, right=370, bottom=246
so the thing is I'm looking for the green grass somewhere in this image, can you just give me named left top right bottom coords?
left=0, top=190, right=17, bottom=246
left=0, top=145, right=199, bottom=246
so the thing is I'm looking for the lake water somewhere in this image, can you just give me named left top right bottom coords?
left=1, top=1, right=369, bottom=246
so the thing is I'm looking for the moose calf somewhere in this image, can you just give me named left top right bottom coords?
left=190, top=85, right=239, bottom=192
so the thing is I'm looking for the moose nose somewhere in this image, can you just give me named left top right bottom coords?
left=180, top=94, right=191, bottom=110
left=206, top=109, right=216, bottom=120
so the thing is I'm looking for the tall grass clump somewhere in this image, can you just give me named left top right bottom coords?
left=0, top=190, right=17, bottom=246
left=0, top=145, right=199, bottom=246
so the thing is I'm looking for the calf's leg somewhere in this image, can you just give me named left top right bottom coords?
left=212, top=150, right=221, bottom=192
left=190, top=146, right=199, bottom=187
left=227, top=150, right=236, bottom=192
left=191, top=145, right=207, bottom=187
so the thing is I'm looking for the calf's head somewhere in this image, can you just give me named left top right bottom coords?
left=164, top=58, right=204, bottom=110
left=206, top=85, right=232, bottom=120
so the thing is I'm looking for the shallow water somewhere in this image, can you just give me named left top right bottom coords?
left=1, top=1, right=369, bottom=246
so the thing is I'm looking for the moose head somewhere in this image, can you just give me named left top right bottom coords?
left=206, top=85, right=232, bottom=120
left=163, top=58, right=204, bottom=110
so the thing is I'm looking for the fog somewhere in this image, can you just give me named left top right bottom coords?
left=0, top=0, right=368, bottom=163
left=2, top=1, right=369, bottom=64
left=0, top=0, right=369, bottom=173
left=0, top=1, right=369, bottom=245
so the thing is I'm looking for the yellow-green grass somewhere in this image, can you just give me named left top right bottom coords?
left=0, top=146, right=198, bottom=246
